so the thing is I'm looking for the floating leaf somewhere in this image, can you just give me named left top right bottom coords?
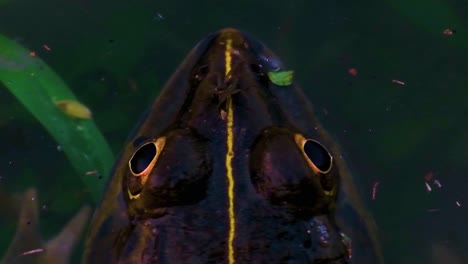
left=268, top=70, right=294, bottom=86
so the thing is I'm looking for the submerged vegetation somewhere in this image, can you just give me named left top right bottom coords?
left=0, top=34, right=114, bottom=201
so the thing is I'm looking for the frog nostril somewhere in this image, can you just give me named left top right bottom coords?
left=250, top=63, right=269, bottom=86
left=250, top=63, right=263, bottom=76
left=192, top=64, right=209, bottom=86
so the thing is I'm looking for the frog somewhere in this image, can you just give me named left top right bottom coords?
left=83, top=28, right=383, bottom=263
left=1, top=28, right=382, bottom=264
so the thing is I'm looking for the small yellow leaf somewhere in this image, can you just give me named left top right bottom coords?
left=55, top=100, right=92, bottom=119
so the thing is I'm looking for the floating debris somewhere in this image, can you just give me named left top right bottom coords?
left=20, top=248, right=44, bottom=256
left=267, top=70, right=294, bottom=86
left=85, top=170, right=98, bottom=176
left=392, top=79, right=405, bottom=85
left=348, top=68, right=358, bottom=76
left=55, top=100, right=92, bottom=119
left=424, top=172, right=442, bottom=191
left=43, top=44, right=51, bottom=51
left=153, top=12, right=165, bottom=21
left=372, top=182, right=379, bottom=200
left=425, top=182, right=432, bottom=192
left=443, top=29, right=455, bottom=35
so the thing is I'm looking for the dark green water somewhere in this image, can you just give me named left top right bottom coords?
left=0, top=0, right=466, bottom=263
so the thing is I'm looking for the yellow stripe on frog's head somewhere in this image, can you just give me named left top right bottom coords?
left=224, top=35, right=236, bottom=264
left=218, top=28, right=245, bottom=77
left=218, top=28, right=239, bottom=264
left=225, top=38, right=232, bottom=77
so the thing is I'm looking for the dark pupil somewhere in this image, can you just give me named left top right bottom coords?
left=130, top=143, right=157, bottom=174
left=303, top=140, right=331, bottom=172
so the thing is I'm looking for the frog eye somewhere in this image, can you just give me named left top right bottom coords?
left=127, top=137, right=166, bottom=199
left=294, top=134, right=333, bottom=174
left=303, top=140, right=332, bottom=173
left=130, top=142, right=157, bottom=174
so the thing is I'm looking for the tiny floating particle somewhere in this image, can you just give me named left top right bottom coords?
left=29, top=51, right=36, bottom=57
left=20, top=248, right=45, bottom=256
left=372, top=182, right=379, bottom=200
left=348, top=68, right=358, bottom=76
left=456, top=201, right=461, bottom=207
left=267, top=70, right=294, bottom=86
left=392, top=79, right=405, bottom=85
left=43, top=44, right=52, bottom=51
left=153, top=12, right=165, bottom=21
left=85, top=170, right=98, bottom=175
left=443, top=29, right=455, bottom=35
left=425, top=182, right=432, bottom=192
left=55, top=100, right=92, bottom=119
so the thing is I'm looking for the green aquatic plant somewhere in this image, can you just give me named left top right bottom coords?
left=0, top=34, right=114, bottom=201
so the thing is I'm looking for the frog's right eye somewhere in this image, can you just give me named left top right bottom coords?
left=294, top=134, right=335, bottom=196
left=127, top=137, right=166, bottom=199
left=294, top=134, right=333, bottom=174
left=302, top=139, right=333, bottom=174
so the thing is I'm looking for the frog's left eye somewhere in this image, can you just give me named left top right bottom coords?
left=294, top=134, right=333, bottom=174
left=130, top=142, right=156, bottom=174
left=127, top=137, right=166, bottom=199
